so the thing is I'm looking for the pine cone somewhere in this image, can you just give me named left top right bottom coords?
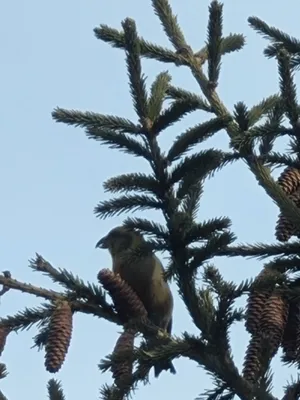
left=281, top=301, right=300, bottom=363
left=277, top=167, right=300, bottom=195
left=98, top=269, right=147, bottom=322
left=243, top=334, right=263, bottom=383
left=245, top=268, right=278, bottom=334
left=276, top=213, right=297, bottom=242
left=0, top=325, right=10, bottom=357
left=275, top=192, right=300, bottom=242
left=45, top=301, right=73, bottom=373
left=260, top=292, right=288, bottom=356
left=111, top=329, right=135, bottom=390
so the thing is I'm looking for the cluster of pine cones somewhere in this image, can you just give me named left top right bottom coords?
left=98, top=269, right=148, bottom=391
left=242, top=167, right=300, bottom=382
left=243, top=266, right=300, bottom=383
left=275, top=167, right=300, bottom=241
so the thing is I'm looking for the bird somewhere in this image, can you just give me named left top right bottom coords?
left=96, top=225, right=176, bottom=378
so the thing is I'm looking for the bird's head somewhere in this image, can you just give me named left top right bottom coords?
left=95, top=226, right=143, bottom=256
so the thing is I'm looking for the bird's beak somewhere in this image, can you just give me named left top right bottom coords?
left=95, top=235, right=108, bottom=249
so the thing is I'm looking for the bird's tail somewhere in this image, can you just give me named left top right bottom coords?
left=154, top=360, right=176, bottom=378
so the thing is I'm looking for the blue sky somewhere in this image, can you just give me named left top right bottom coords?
left=1, top=1, right=300, bottom=399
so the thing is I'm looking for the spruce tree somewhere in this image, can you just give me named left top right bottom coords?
left=2, top=1, right=300, bottom=399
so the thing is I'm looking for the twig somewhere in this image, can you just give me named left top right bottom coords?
left=33, top=254, right=61, bottom=277
left=0, top=271, right=11, bottom=298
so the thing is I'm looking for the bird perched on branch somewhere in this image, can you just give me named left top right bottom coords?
left=96, top=225, right=176, bottom=378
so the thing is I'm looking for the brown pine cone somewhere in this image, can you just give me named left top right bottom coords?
left=245, top=268, right=278, bottom=335
left=275, top=192, right=300, bottom=242
left=277, top=167, right=300, bottom=195
left=260, top=292, right=288, bottom=356
left=275, top=213, right=297, bottom=242
left=45, top=301, right=73, bottom=373
left=111, top=329, right=135, bottom=390
left=98, top=269, right=147, bottom=322
left=242, top=334, right=263, bottom=384
left=0, top=325, right=10, bottom=357
left=281, top=301, right=300, bottom=363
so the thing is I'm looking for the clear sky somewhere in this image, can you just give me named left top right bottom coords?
left=1, top=1, right=300, bottom=399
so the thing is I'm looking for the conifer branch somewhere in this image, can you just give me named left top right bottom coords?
left=206, top=1, right=223, bottom=86
left=282, top=379, right=300, bottom=400
left=122, top=18, right=149, bottom=122
left=167, top=116, right=230, bottom=163
left=260, top=153, right=300, bottom=169
left=195, top=33, right=246, bottom=64
left=151, top=0, right=187, bottom=51
left=152, top=98, right=203, bottom=134
left=95, top=24, right=181, bottom=64
left=185, top=217, right=232, bottom=243
left=170, top=149, right=232, bottom=185
left=47, top=379, right=66, bottom=400
left=0, top=272, right=120, bottom=324
left=248, top=17, right=300, bottom=55
left=29, top=254, right=114, bottom=312
left=247, top=94, right=281, bottom=127
left=103, top=173, right=160, bottom=196
left=33, top=323, right=50, bottom=350
left=277, top=49, right=299, bottom=127
left=166, top=86, right=213, bottom=112
left=94, top=195, right=163, bottom=218
left=0, top=305, right=53, bottom=332
left=85, top=128, right=152, bottom=160
left=219, top=241, right=300, bottom=260
left=123, top=217, right=169, bottom=240
left=148, top=71, right=171, bottom=120
left=52, top=108, right=139, bottom=134
left=95, top=24, right=245, bottom=67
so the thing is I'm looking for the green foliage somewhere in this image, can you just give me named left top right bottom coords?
left=248, top=16, right=300, bottom=54
left=151, top=0, right=187, bottom=51
left=123, top=217, right=169, bottom=240
left=122, top=18, right=149, bottom=121
left=94, top=194, right=163, bottom=218
left=32, top=323, right=50, bottom=350
left=86, top=128, right=152, bottom=160
left=95, top=24, right=181, bottom=65
left=206, top=1, right=223, bottom=85
left=152, top=98, right=204, bottom=134
left=167, top=117, right=231, bottom=162
left=166, top=86, right=213, bottom=112
left=0, top=305, right=53, bottom=332
left=47, top=379, right=66, bottom=400
left=52, top=108, right=139, bottom=134
left=103, top=173, right=161, bottom=196
left=247, top=94, right=282, bottom=127
left=148, top=72, right=171, bottom=120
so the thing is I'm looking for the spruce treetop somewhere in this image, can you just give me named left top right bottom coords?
left=2, top=1, right=300, bottom=399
